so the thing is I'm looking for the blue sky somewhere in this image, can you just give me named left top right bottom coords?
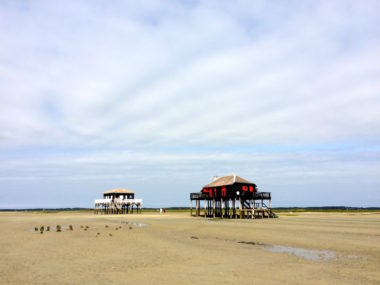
left=0, top=0, right=379, bottom=208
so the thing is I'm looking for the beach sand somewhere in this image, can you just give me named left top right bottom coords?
left=0, top=211, right=379, bottom=284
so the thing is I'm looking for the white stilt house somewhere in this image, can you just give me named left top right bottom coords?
left=94, top=188, right=142, bottom=214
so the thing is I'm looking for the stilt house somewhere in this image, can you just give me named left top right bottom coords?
left=94, top=188, right=142, bottom=214
left=190, top=175, right=274, bottom=219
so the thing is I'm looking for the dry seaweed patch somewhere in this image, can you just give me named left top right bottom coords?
left=238, top=240, right=260, bottom=245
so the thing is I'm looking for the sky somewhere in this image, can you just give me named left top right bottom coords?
left=0, top=0, right=379, bottom=208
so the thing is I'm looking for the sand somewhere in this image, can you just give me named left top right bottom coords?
left=0, top=211, right=379, bottom=284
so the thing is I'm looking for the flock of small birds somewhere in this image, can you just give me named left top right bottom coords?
left=34, top=223, right=133, bottom=237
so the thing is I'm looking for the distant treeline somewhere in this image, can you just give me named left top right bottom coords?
left=0, top=208, right=93, bottom=212
left=150, top=206, right=380, bottom=211
left=1, top=206, right=379, bottom=212
left=272, top=206, right=380, bottom=212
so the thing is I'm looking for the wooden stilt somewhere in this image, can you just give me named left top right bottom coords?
left=239, top=198, right=242, bottom=219
left=233, top=199, right=236, bottom=218
left=221, top=198, right=224, bottom=219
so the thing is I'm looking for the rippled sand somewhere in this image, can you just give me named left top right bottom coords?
left=0, top=211, right=379, bottom=284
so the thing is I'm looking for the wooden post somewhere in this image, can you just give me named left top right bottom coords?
left=204, top=200, right=207, bottom=218
left=190, top=200, right=192, bottom=216
left=269, top=199, right=272, bottom=209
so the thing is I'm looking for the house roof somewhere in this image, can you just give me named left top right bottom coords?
left=103, top=188, right=135, bottom=195
left=203, top=175, right=255, bottom=188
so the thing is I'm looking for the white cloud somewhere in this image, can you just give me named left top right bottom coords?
left=0, top=0, right=379, bottom=207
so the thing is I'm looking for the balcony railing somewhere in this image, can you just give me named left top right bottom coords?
left=190, top=191, right=271, bottom=200
left=94, top=198, right=142, bottom=205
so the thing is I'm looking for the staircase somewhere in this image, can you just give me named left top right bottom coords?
left=240, top=199, right=276, bottom=219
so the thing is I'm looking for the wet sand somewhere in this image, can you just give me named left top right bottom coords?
left=0, top=211, right=379, bottom=284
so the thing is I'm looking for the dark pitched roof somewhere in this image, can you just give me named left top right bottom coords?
left=203, top=175, right=255, bottom=188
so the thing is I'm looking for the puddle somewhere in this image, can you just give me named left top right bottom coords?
left=236, top=240, right=336, bottom=261
left=121, top=221, right=148, bottom=228
left=260, top=245, right=336, bottom=261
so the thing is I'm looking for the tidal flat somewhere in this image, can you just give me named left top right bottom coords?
left=0, top=211, right=379, bottom=284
